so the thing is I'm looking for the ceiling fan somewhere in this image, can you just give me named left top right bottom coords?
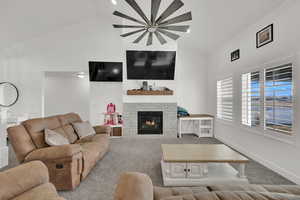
left=112, top=0, right=192, bottom=46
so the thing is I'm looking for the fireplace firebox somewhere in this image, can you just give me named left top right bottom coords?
left=138, top=111, right=163, bottom=135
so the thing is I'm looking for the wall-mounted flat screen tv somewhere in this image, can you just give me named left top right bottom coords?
left=126, top=51, right=176, bottom=80
left=89, top=61, right=123, bottom=82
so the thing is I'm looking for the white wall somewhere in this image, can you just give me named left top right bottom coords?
left=44, top=72, right=90, bottom=120
left=0, top=15, right=124, bottom=120
left=207, top=0, right=300, bottom=184
left=122, top=35, right=208, bottom=113
left=90, top=82, right=123, bottom=125
left=0, top=12, right=209, bottom=122
left=177, top=44, right=208, bottom=113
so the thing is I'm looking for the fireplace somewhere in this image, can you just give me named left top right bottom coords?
left=138, top=111, right=163, bottom=135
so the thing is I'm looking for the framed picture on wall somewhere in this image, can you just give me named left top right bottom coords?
left=231, top=49, right=240, bottom=62
left=256, top=24, right=274, bottom=48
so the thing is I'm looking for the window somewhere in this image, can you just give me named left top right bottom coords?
left=264, top=64, right=293, bottom=135
left=242, top=71, right=260, bottom=127
left=217, top=77, right=233, bottom=121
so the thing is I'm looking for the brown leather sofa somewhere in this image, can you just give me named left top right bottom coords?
left=7, top=113, right=111, bottom=190
left=0, top=161, right=65, bottom=200
left=114, top=172, right=300, bottom=200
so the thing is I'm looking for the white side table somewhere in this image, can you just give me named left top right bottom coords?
left=0, top=123, right=8, bottom=168
left=178, top=114, right=214, bottom=138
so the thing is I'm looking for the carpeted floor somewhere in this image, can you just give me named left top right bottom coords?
left=5, top=135, right=294, bottom=200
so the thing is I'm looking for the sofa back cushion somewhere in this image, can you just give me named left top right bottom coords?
left=58, top=113, right=82, bottom=143
left=7, top=125, right=36, bottom=162
left=22, top=116, right=62, bottom=148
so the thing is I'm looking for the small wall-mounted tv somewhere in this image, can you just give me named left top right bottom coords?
left=126, top=51, right=176, bottom=80
left=89, top=61, right=123, bottom=82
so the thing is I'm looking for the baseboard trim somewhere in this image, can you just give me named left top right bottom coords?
left=216, top=135, right=300, bottom=185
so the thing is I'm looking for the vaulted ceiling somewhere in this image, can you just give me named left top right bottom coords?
left=0, top=0, right=287, bottom=53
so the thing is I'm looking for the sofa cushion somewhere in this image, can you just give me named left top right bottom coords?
left=160, top=192, right=300, bottom=200
left=78, top=135, right=109, bottom=179
left=62, top=125, right=78, bottom=143
left=208, top=184, right=268, bottom=193
left=12, top=183, right=61, bottom=200
left=80, top=142, right=100, bottom=179
left=22, top=116, right=61, bottom=148
left=154, top=187, right=210, bottom=200
left=7, top=125, right=36, bottom=162
left=45, top=129, right=70, bottom=146
left=72, top=121, right=96, bottom=139
left=75, top=134, right=109, bottom=144
left=58, top=113, right=82, bottom=143
left=214, top=191, right=300, bottom=200
left=160, top=193, right=219, bottom=200
left=58, top=113, right=82, bottom=125
left=0, top=161, right=49, bottom=200
left=262, top=185, right=300, bottom=196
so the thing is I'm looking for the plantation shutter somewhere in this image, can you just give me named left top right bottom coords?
left=241, top=71, right=260, bottom=127
left=264, top=64, right=293, bottom=134
left=217, top=77, right=233, bottom=121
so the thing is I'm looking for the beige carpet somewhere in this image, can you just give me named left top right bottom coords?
left=4, top=135, right=294, bottom=200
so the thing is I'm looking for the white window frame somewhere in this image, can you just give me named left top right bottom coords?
left=217, top=77, right=233, bottom=122
left=263, top=63, right=293, bottom=135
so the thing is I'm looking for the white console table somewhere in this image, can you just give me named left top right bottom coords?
left=0, top=123, right=8, bottom=168
left=178, top=114, right=214, bottom=138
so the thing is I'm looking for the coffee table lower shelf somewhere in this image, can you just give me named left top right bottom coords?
left=161, top=160, right=249, bottom=186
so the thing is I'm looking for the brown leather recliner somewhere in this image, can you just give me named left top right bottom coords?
left=0, top=161, right=65, bottom=200
left=114, top=172, right=300, bottom=200
left=7, top=113, right=111, bottom=191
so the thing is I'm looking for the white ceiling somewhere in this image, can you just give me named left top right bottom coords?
left=0, top=0, right=287, bottom=54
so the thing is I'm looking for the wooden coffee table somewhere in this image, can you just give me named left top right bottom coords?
left=161, top=144, right=249, bottom=186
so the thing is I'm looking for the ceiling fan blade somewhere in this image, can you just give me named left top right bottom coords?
left=159, top=12, right=192, bottom=26
left=121, top=29, right=146, bottom=37
left=151, top=0, right=161, bottom=24
left=113, top=24, right=146, bottom=28
left=125, top=0, right=151, bottom=25
left=159, top=25, right=189, bottom=32
left=133, top=31, right=148, bottom=43
left=147, top=32, right=153, bottom=46
left=156, top=0, right=184, bottom=24
left=113, top=11, right=147, bottom=25
left=157, top=29, right=180, bottom=40
left=154, top=31, right=167, bottom=45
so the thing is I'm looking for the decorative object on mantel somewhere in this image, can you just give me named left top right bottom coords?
left=127, top=89, right=173, bottom=96
left=231, top=49, right=240, bottom=62
left=0, top=82, right=19, bottom=108
left=112, top=0, right=192, bottom=46
left=142, top=81, right=149, bottom=91
left=256, top=24, right=274, bottom=48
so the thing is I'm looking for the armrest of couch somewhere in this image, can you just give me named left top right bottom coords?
left=25, top=144, right=82, bottom=163
left=0, top=161, right=49, bottom=200
left=114, top=172, right=154, bottom=200
left=94, top=125, right=111, bottom=135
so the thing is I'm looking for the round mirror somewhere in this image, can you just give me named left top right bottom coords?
left=0, top=82, right=19, bottom=107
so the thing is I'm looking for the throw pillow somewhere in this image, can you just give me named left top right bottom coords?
left=72, top=121, right=96, bottom=139
left=45, top=129, right=70, bottom=146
